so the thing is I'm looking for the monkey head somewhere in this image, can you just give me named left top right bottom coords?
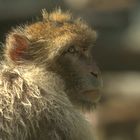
left=4, top=9, right=102, bottom=110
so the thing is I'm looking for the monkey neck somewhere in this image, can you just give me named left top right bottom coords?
left=16, top=64, right=66, bottom=93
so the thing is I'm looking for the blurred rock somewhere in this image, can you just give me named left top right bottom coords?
left=94, top=72, right=140, bottom=140
left=102, top=72, right=140, bottom=97
left=64, top=0, right=136, bottom=11
left=123, top=4, right=140, bottom=52
left=0, top=0, right=63, bottom=20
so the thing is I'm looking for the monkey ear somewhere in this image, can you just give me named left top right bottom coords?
left=5, top=34, right=30, bottom=64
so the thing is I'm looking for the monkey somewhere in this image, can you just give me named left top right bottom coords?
left=0, top=9, right=102, bottom=140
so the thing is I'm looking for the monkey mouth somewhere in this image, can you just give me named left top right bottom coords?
left=80, top=89, right=101, bottom=103
left=74, top=90, right=101, bottom=111
left=69, top=89, right=101, bottom=111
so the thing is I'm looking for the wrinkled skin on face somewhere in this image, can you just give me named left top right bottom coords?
left=50, top=43, right=102, bottom=110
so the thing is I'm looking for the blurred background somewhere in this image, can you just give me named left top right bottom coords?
left=0, top=0, right=140, bottom=139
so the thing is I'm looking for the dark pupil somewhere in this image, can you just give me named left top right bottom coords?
left=68, top=46, right=75, bottom=53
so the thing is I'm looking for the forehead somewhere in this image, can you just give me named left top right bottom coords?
left=25, top=21, right=96, bottom=47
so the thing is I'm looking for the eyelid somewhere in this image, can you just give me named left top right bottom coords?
left=67, top=46, right=78, bottom=53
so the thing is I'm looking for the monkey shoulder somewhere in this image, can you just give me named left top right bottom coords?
left=0, top=64, right=50, bottom=138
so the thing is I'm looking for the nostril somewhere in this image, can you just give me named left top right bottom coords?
left=90, top=72, right=98, bottom=78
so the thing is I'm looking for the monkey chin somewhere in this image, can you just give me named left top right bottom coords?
left=74, top=90, right=101, bottom=111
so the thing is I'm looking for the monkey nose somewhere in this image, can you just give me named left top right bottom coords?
left=90, top=72, right=98, bottom=78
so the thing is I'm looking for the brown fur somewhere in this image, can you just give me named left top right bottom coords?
left=5, top=9, right=96, bottom=65
left=0, top=9, right=100, bottom=140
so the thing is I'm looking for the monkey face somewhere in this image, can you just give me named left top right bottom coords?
left=53, top=41, right=102, bottom=110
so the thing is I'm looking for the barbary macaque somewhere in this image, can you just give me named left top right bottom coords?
left=0, top=9, right=102, bottom=140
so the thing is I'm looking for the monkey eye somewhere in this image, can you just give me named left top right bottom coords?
left=67, top=46, right=77, bottom=54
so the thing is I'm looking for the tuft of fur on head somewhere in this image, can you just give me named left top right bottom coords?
left=42, top=8, right=72, bottom=23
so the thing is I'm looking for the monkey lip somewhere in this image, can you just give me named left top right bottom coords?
left=80, top=89, right=101, bottom=102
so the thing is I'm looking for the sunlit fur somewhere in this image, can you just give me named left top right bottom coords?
left=5, top=9, right=96, bottom=65
left=0, top=9, right=98, bottom=140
